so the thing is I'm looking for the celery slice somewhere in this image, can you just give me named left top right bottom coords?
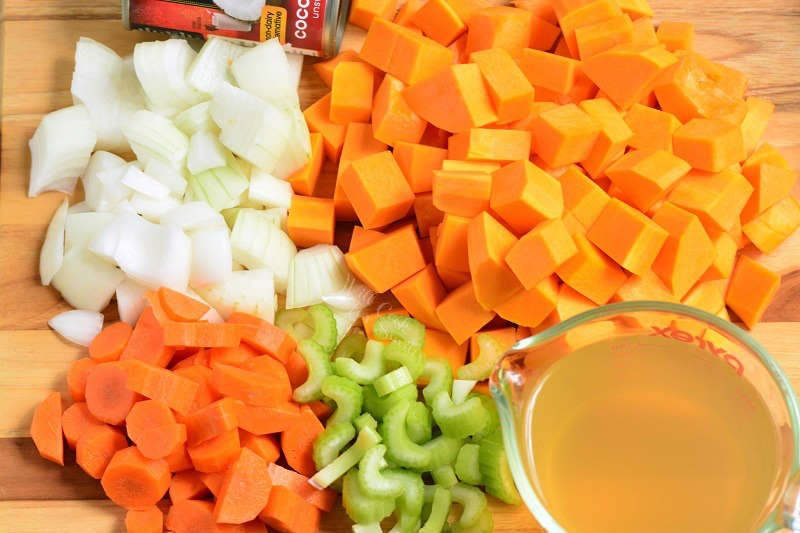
left=383, top=340, right=425, bottom=380
left=470, top=393, right=500, bottom=442
left=352, top=524, right=382, bottom=533
left=342, top=468, right=396, bottom=525
left=386, top=469, right=424, bottom=533
left=276, top=304, right=337, bottom=353
left=322, top=375, right=363, bottom=427
left=363, top=383, right=417, bottom=421
left=454, top=443, right=483, bottom=486
left=354, top=412, right=378, bottom=433
left=450, top=483, right=487, bottom=529
left=335, top=339, right=387, bottom=385
left=423, top=435, right=463, bottom=471
left=313, top=422, right=355, bottom=470
left=431, top=465, right=458, bottom=489
left=293, top=339, right=333, bottom=403
left=457, top=333, right=505, bottom=381
left=421, top=358, right=454, bottom=406
left=374, top=367, right=414, bottom=397
left=334, top=328, right=367, bottom=360
left=451, top=380, right=477, bottom=405
left=380, top=401, right=432, bottom=471
left=357, top=445, right=404, bottom=498
left=431, top=392, right=490, bottom=440
left=419, top=486, right=452, bottom=533
left=478, top=431, right=521, bottom=505
left=372, top=314, right=426, bottom=348
left=449, top=507, right=494, bottom=533
left=308, top=304, right=338, bottom=353
left=310, top=426, right=381, bottom=489
left=406, top=402, right=432, bottom=445
left=275, top=308, right=314, bottom=341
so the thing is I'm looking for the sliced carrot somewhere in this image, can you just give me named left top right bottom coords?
left=89, top=322, right=133, bottom=363
left=101, top=446, right=171, bottom=508
left=173, top=364, right=219, bottom=413
left=30, top=391, right=64, bottom=466
left=171, top=348, right=210, bottom=371
left=260, top=485, right=321, bottom=533
left=187, top=428, right=241, bottom=473
left=61, top=402, right=104, bottom=449
left=120, top=307, right=174, bottom=368
left=207, top=343, right=259, bottom=368
left=166, top=500, right=218, bottom=533
left=226, top=313, right=297, bottom=365
left=126, top=399, right=187, bottom=459
left=268, top=463, right=337, bottom=512
left=67, top=356, right=98, bottom=402
left=242, top=356, right=293, bottom=391
left=158, top=287, right=210, bottom=322
left=281, top=405, right=324, bottom=477
left=125, top=506, right=162, bottom=533
left=169, top=469, right=210, bottom=502
left=185, top=397, right=241, bottom=446
left=211, top=363, right=292, bottom=407
left=284, top=350, right=309, bottom=389
left=214, top=447, right=271, bottom=524
left=164, top=442, right=193, bottom=473
left=162, top=321, right=251, bottom=348
left=241, top=431, right=281, bottom=464
left=123, top=359, right=200, bottom=415
left=308, top=400, right=333, bottom=421
left=201, top=470, right=225, bottom=497
left=143, top=290, right=170, bottom=323
left=236, top=402, right=302, bottom=435
left=85, top=362, right=141, bottom=425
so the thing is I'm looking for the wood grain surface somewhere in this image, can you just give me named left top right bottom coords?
left=1, top=0, right=798, bottom=531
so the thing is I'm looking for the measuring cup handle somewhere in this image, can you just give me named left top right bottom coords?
left=775, top=472, right=800, bottom=531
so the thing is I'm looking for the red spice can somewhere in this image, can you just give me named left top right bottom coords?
left=123, top=0, right=350, bottom=57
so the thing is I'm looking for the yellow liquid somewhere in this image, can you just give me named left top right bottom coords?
left=524, top=335, right=781, bottom=533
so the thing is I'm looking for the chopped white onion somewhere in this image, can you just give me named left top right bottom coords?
left=133, top=39, right=207, bottom=117
left=248, top=168, right=293, bottom=209
left=187, top=36, right=247, bottom=94
left=116, top=278, right=150, bottom=325
left=124, top=110, right=189, bottom=170
left=187, top=164, right=249, bottom=212
left=52, top=247, right=125, bottom=311
left=321, top=281, right=376, bottom=312
left=40, top=198, right=69, bottom=286
left=213, top=0, right=265, bottom=21
left=161, top=201, right=226, bottom=231
left=230, top=208, right=296, bottom=292
left=174, top=101, right=220, bottom=137
left=452, top=380, right=478, bottom=405
left=187, top=130, right=229, bottom=175
left=121, top=165, right=170, bottom=199
left=332, top=307, right=362, bottom=344
left=196, top=269, right=276, bottom=323
left=29, top=105, right=97, bottom=197
left=287, top=52, right=304, bottom=90
left=67, top=201, right=92, bottom=215
left=286, top=245, right=355, bottom=309
left=82, top=151, right=131, bottom=212
left=65, top=212, right=114, bottom=252
left=231, top=38, right=298, bottom=107
left=189, top=225, right=232, bottom=287
left=130, top=192, right=182, bottom=222
left=144, top=159, right=188, bottom=197
left=48, top=310, right=104, bottom=346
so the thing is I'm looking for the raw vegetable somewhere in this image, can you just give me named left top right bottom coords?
left=48, top=310, right=104, bottom=346
left=186, top=36, right=246, bottom=94
left=230, top=207, right=296, bottom=291
left=187, top=130, right=229, bottom=175
left=133, top=39, right=206, bottom=117
left=293, top=339, right=333, bottom=403
left=313, top=422, right=356, bottom=469
left=123, top=110, right=189, bottom=169
left=40, top=198, right=68, bottom=285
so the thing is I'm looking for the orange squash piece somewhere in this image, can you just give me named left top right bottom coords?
left=612, top=269, right=677, bottom=303
left=434, top=214, right=471, bottom=273
left=506, top=218, right=578, bottom=289
left=560, top=165, right=611, bottom=229
left=465, top=6, right=536, bottom=55
left=341, top=151, right=415, bottom=229
left=422, top=328, right=468, bottom=376
left=287, top=133, right=325, bottom=196
left=435, top=282, right=497, bottom=344
left=617, top=0, right=653, bottom=19
left=556, top=233, right=628, bottom=305
left=494, top=276, right=559, bottom=327
left=740, top=147, right=797, bottom=223
left=287, top=196, right=335, bottom=248
left=557, top=0, right=623, bottom=57
left=667, top=168, right=754, bottom=232
left=470, top=47, right=535, bottom=124
left=742, top=197, right=800, bottom=254
left=532, top=104, right=602, bottom=168
left=682, top=279, right=727, bottom=315
left=391, top=264, right=448, bottom=330
left=349, top=0, right=397, bottom=30
left=436, top=264, right=472, bottom=290
left=630, top=16, right=658, bottom=47
left=441, top=160, right=502, bottom=173
left=528, top=15, right=562, bottom=50
left=725, top=255, right=780, bottom=329
left=372, top=75, right=427, bottom=147
left=330, top=62, right=374, bottom=124
left=554, top=283, right=597, bottom=321
left=578, top=97, right=634, bottom=178
left=413, top=193, right=446, bottom=237
left=656, top=21, right=694, bottom=51
left=410, top=0, right=466, bottom=45
left=740, top=97, right=774, bottom=156
left=303, top=93, right=347, bottom=162
left=468, top=212, right=524, bottom=309
left=335, top=123, right=388, bottom=220
left=623, top=103, right=681, bottom=152
left=448, top=128, right=532, bottom=162
left=345, top=225, right=426, bottom=292
left=432, top=169, right=492, bottom=217
left=395, top=0, right=426, bottom=26
left=313, top=50, right=362, bottom=87
left=672, top=118, right=746, bottom=173
left=574, top=15, right=635, bottom=60
left=518, top=49, right=581, bottom=95
left=605, top=149, right=691, bottom=211
left=701, top=230, right=738, bottom=281
left=490, top=160, right=564, bottom=234
left=394, top=142, right=448, bottom=193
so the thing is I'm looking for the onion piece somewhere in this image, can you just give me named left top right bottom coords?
left=332, top=307, right=362, bottom=345
left=83, top=151, right=131, bottom=212
left=52, top=247, right=126, bottom=311
left=187, top=36, right=247, bottom=94
left=40, top=198, right=69, bottom=286
left=196, top=269, right=276, bottom=323
left=287, top=53, right=303, bottom=91
left=65, top=212, right=114, bottom=252
left=121, top=165, right=170, bottom=199
left=161, top=201, right=226, bottom=231
left=174, top=101, right=220, bottom=137
left=133, top=39, right=207, bottom=117
left=116, top=278, right=149, bottom=325
left=187, top=130, right=229, bottom=175
left=67, top=201, right=92, bottom=215
left=248, top=168, right=293, bottom=209
left=286, top=245, right=355, bottom=309
left=123, top=110, right=189, bottom=169
left=321, top=281, right=376, bottom=312
left=143, top=159, right=188, bottom=197
left=213, top=0, right=265, bottom=21
left=188, top=224, right=232, bottom=287
left=231, top=38, right=297, bottom=107
left=129, top=192, right=182, bottom=222
left=28, top=105, right=97, bottom=197
left=48, top=310, right=104, bottom=347
left=229, top=208, right=296, bottom=292
left=187, top=163, right=249, bottom=212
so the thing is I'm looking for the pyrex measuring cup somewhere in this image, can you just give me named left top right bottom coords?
left=491, top=301, right=800, bottom=533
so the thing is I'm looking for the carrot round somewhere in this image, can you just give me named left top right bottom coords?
left=227, top=313, right=297, bottom=364
left=210, top=363, right=292, bottom=407
left=125, top=506, right=163, bottom=533
left=307, top=400, right=333, bottom=421
left=207, top=343, right=259, bottom=368
left=171, top=348, right=210, bottom=371
left=214, top=447, right=272, bottom=524
left=164, top=442, right=193, bottom=473
left=163, top=322, right=250, bottom=348
left=125, top=399, right=188, bottom=459
left=85, top=362, right=140, bottom=425
left=185, top=397, right=241, bottom=446
left=158, top=287, right=210, bottom=322
left=30, top=391, right=64, bottom=466
left=89, top=322, right=133, bottom=363
left=285, top=350, right=309, bottom=389
left=200, top=470, right=225, bottom=497
left=169, top=470, right=210, bottom=502
left=187, top=428, right=241, bottom=473
left=165, top=499, right=218, bottom=533
left=61, top=402, right=103, bottom=449
left=101, top=446, right=171, bottom=509
left=241, top=431, right=281, bottom=464
left=241, top=355, right=293, bottom=393
left=173, top=365, right=219, bottom=414
left=280, top=405, right=324, bottom=477
left=67, top=357, right=97, bottom=402
left=76, top=424, right=129, bottom=479
left=267, top=462, right=338, bottom=512
left=235, top=402, right=302, bottom=435
left=259, top=485, right=320, bottom=533
left=120, top=307, right=175, bottom=368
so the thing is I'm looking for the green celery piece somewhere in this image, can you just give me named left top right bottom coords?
left=431, top=465, right=458, bottom=488
left=275, top=308, right=314, bottom=341
left=374, top=366, right=414, bottom=397
left=293, top=339, right=333, bottom=403
left=310, top=426, right=381, bottom=489
left=419, top=486, right=452, bottom=533
left=457, top=333, right=504, bottom=381
left=449, top=507, right=494, bottom=533
left=354, top=412, right=378, bottom=433
left=335, top=339, right=387, bottom=384
left=372, top=313, right=426, bottom=348
left=380, top=400, right=432, bottom=470
left=343, top=468, right=396, bottom=525
left=335, top=328, right=367, bottom=360
left=313, top=422, right=355, bottom=470
left=386, top=469, right=425, bottom=533
left=406, top=402, right=432, bottom=445
left=357, top=445, right=405, bottom=498
left=352, top=524, right=382, bottom=533
left=423, top=435, right=463, bottom=471
left=421, top=358, right=453, bottom=406
left=470, top=393, right=500, bottom=442
left=363, top=383, right=417, bottom=420
left=479, top=431, right=521, bottom=505
left=450, top=483, right=487, bottom=529
left=275, top=304, right=337, bottom=352
left=431, top=391, right=490, bottom=439
left=383, top=340, right=425, bottom=380
left=454, top=443, right=483, bottom=486
left=308, top=303, right=337, bottom=353
left=322, top=375, right=363, bottom=427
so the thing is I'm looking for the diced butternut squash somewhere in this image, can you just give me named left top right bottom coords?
left=682, top=278, right=727, bottom=315
left=554, top=283, right=597, bottom=321
left=468, top=212, right=524, bottom=309
left=528, top=15, right=562, bottom=50
left=667, top=169, right=754, bottom=232
left=740, top=155, right=797, bottom=223
left=740, top=97, right=774, bottom=156
left=672, top=118, right=746, bottom=173
left=335, top=124, right=389, bottom=220
left=518, top=49, right=581, bottom=95
left=578, top=97, right=634, bottom=177
left=560, top=165, right=611, bottom=229
left=341, top=151, right=415, bottom=229
left=651, top=202, right=715, bottom=299
left=330, top=62, right=375, bottom=124
left=557, top=0, right=623, bottom=57
left=574, top=15, right=635, bottom=60
left=287, top=196, right=335, bottom=248
left=395, top=0, right=425, bottom=25
left=435, top=282, right=497, bottom=344
left=612, top=269, right=677, bottom=303
left=422, top=328, right=468, bottom=375
left=414, top=193, right=446, bottom=236
left=513, top=0, right=557, bottom=23
left=556, top=233, right=629, bottom=304
left=303, top=93, right=347, bottom=162
left=506, top=218, right=578, bottom=289
left=410, top=0, right=466, bottom=45
left=350, top=226, right=385, bottom=252
left=494, top=276, right=559, bottom=327
left=436, top=264, right=472, bottom=290
left=490, top=160, right=564, bottom=234
left=432, top=170, right=492, bottom=217
left=313, top=50, right=362, bottom=87
left=744, top=142, right=792, bottom=170
left=505, top=101, right=558, bottom=134
left=532, top=104, right=602, bottom=168
left=441, top=160, right=502, bottom=173
left=349, top=0, right=398, bottom=29
left=656, top=21, right=694, bottom=51
left=725, top=255, right=780, bottom=329
left=470, top=48, right=536, bottom=124
left=552, top=36, right=573, bottom=58
left=434, top=214, right=471, bottom=273
left=630, top=16, right=658, bottom=46
left=701, top=230, right=738, bottom=281
left=742, top=197, right=800, bottom=254
left=466, top=6, right=536, bottom=55
left=393, top=142, right=448, bottom=193
left=605, top=149, right=691, bottom=211
left=623, top=103, right=681, bottom=152
left=391, top=264, right=448, bottom=330
left=618, top=0, right=653, bottom=19
left=345, top=225, right=426, bottom=292
left=448, top=128, right=531, bottom=162
left=587, top=198, right=668, bottom=275
left=371, top=75, right=427, bottom=147
left=287, top=133, right=325, bottom=196
left=582, top=44, right=677, bottom=109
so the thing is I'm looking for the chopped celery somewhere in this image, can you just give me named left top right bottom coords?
left=457, top=333, right=505, bottom=381
left=451, top=380, right=477, bottom=405
left=308, top=304, right=338, bottom=353
left=422, top=435, right=463, bottom=471
left=322, top=375, right=363, bottom=427
left=449, top=507, right=493, bottom=533
left=357, top=445, right=404, bottom=498
left=381, top=401, right=432, bottom=471
left=293, top=339, right=333, bottom=403
left=478, top=431, right=521, bottom=505
left=276, top=304, right=337, bottom=353
left=374, top=366, right=414, bottom=397
left=431, top=392, right=490, bottom=440
left=334, top=328, right=367, bottom=360
left=310, top=426, right=381, bottom=489
left=470, top=393, right=500, bottom=442
left=354, top=412, right=378, bottom=433
left=420, top=486, right=452, bottom=533
left=352, top=524, right=382, bottom=533
left=454, top=444, right=483, bottom=486
left=372, top=314, right=426, bottom=348
left=431, top=465, right=458, bottom=488
left=421, top=358, right=454, bottom=406
left=383, top=340, right=425, bottom=380
left=363, top=383, right=417, bottom=421
left=188, top=165, right=248, bottom=211
left=276, top=308, right=314, bottom=341
left=313, top=422, right=355, bottom=470
left=406, top=402, right=432, bottom=445
left=450, top=483, right=487, bottom=529
left=342, top=468, right=396, bottom=525
left=386, top=469, right=424, bottom=533
left=336, top=340, right=387, bottom=385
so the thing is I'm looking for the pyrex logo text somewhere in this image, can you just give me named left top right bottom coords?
left=650, top=325, right=744, bottom=376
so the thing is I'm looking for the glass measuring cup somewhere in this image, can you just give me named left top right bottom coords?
left=491, top=301, right=800, bottom=533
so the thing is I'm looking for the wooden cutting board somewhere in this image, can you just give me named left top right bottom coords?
left=1, top=1, right=798, bottom=531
